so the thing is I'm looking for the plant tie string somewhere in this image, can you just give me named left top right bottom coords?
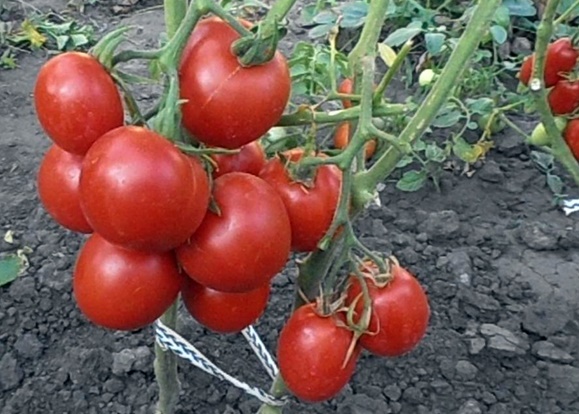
left=562, top=198, right=579, bottom=216
left=154, top=320, right=288, bottom=406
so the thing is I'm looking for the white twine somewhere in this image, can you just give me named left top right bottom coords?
left=562, top=199, right=579, bottom=216
left=154, top=320, right=287, bottom=406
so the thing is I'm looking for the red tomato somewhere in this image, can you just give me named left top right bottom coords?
left=34, top=52, right=124, bottom=155
left=179, top=18, right=291, bottom=149
left=548, top=81, right=579, bottom=115
left=277, top=304, right=360, bottom=402
left=211, top=141, right=266, bottom=178
left=518, top=38, right=578, bottom=87
left=186, top=155, right=211, bottom=230
left=333, top=121, right=377, bottom=159
left=80, top=126, right=209, bottom=252
left=564, top=119, right=579, bottom=160
left=347, top=261, right=430, bottom=357
left=338, top=78, right=354, bottom=108
left=176, top=172, right=291, bottom=292
left=37, top=145, right=92, bottom=233
left=181, top=278, right=270, bottom=333
left=259, top=153, right=342, bottom=252
left=73, top=233, right=182, bottom=331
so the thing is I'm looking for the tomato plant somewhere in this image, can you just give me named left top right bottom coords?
left=518, top=38, right=578, bottom=87
left=80, top=126, right=209, bottom=252
left=548, top=80, right=579, bottom=115
left=211, top=140, right=266, bottom=178
left=277, top=303, right=360, bottom=402
left=181, top=278, right=270, bottom=333
left=34, top=52, right=124, bottom=155
left=347, top=261, right=430, bottom=357
left=259, top=153, right=342, bottom=252
left=73, top=233, right=182, bottom=331
left=177, top=172, right=291, bottom=292
left=37, top=144, right=92, bottom=233
left=179, top=18, right=291, bottom=149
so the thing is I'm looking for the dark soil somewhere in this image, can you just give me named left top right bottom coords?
left=1, top=2, right=579, bottom=414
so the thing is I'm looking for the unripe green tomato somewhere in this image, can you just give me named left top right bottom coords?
left=527, top=117, right=568, bottom=147
left=418, top=69, right=436, bottom=87
left=478, top=113, right=505, bottom=134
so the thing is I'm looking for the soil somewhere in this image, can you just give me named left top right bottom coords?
left=1, top=1, right=579, bottom=414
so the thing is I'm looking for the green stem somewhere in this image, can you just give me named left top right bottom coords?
left=554, top=0, right=579, bottom=25
left=352, top=0, right=501, bottom=209
left=373, top=40, right=413, bottom=103
left=204, top=1, right=253, bottom=36
left=164, top=0, right=187, bottom=38
left=531, top=0, right=579, bottom=187
left=348, top=0, right=390, bottom=68
left=154, top=301, right=180, bottom=414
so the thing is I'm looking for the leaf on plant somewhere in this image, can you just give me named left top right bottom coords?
left=313, top=11, right=337, bottom=25
left=308, top=24, right=333, bottom=39
left=0, top=49, right=17, bottom=69
left=396, top=155, right=414, bottom=168
left=490, top=25, right=508, bottom=45
left=466, top=97, right=494, bottom=115
left=452, top=136, right=480, bottom=164
left=502, top=0, right=536, bottom=17
left=378, top=43, right=397, bottom=67
left=493, top=5, right=511, bottom=28
left=425, top=143, right=446, bottom=163
left=383, top=27, right=422, bottom=47
left=546, top=173, right=564, bottom=196
left=432, top=109, right=462, bottom=128
left=55, top=35, right=69, bottom=50
left=425, top=32, right=445, bottom=56
left=0, top=254, right=24, bottom=287
left=20, top=20, right=46, bottom=49
left=396, top=170, right=427, bottom=192
left=530, top=150, right=555, bottom=173
left=340, top=1, right=369, bottom=28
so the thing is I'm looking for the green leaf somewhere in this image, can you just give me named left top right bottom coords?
left=452, top=136, right=478, bottom=164
left=308, top=24, right=333, bottom=39
left=55, top=35, right=69, bottom=50
left=546, top=173, right=564, bottom=195
left=490, top=25, right=508, bottom=44
left=432, top=109, right=462, bottom=128
left=383, top=26, right=423, bottom=47
left=502, top=0, right=536, bottom=17
left=313, top=11, right=336, bottom=25
left=69, top=33, right=89, bottom=48
left=466, top=97, right=494, bottom=115
left=425, top=144, right=446, bottom=163
left=425, top=32, right=445, bottom=56
left=493, top=5, right=511, bottom=28
left=531, top=151, right=555, bottom=173
left=0, top=255, right=23, bottom=287
left=396, top=170, right=427, bottom=192
left=396, top=155, right=414, bottom=168
left=340, top=1, right=369, bottom=28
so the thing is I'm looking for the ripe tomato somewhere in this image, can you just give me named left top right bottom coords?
left=181, top=278, right=270, bottom=333
left=179, top=18, right=291, bottom=149
left=333, top=122, right=377, bottom=159
left=37, top=145, right=92, bottom=233
left=73, top=233, right=182, bottom=331
left=259, top=153, right=342, bottom=252
left=34, top=52, right=124, bottom=155
left=338, top=78, right=354, bottom=108
left=176, top=172, right=291, bottom=292
left=277, top=303, right=360, bottom=402
left=548, top=81, right=579, bottom=115
left=518, top=38, right=578, bottom=87
left=211, top=141, right=266, bottom=178
left=80, top=126, right=209, bottom=252
left=564, top=119, right=579, bottom=160
left=347, top=261, right=430, bottom=357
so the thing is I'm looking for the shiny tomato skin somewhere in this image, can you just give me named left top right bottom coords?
left=34, top=52, right=124, bottom=155
left=548, top=81, right=579, bottom=115
left=181, top=278, right=270, bottom=333
left=518, top=55, right=533, bottom=85
left=176, top=172, right=291, bottom=293
left=259, top=155, right=342, bottom=252
left=73, top=233, right=182, bottom=331
left=211, top=141, right=266, bottom=178
left=338, top=78, right=354, bottom=108
left=564, top=119, right=579, bottom=160
left=80, top=126, right=209, bottom=252
left=179, top=18, right=291, bottom=149
left=186, top=155, right=211, bottom=231
left=518, top=38, right=578, bottom=87
left=347, top=263, right=430, bottom=357
left=277, top=304, right=361, bottom=402
left=37, top=145, right=92, bottom=233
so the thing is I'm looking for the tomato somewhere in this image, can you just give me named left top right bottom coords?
left=73, top=233, right=182, bottom=331
left=333, top=121, right=377, bottom=159
left=528, top=117, right=568, bottom=147
left=211, top=141, right=266, bottom=178
left=564, top=119, right=579, bottom=160
left=259, top=153, right=342, bottom=252
left=80, top=126, right=209, bottom=252
left=518, top=38, right=578, bottom=87
left=338, top=78, right=354, bottom=108
left=347, top=261, right=430, bottom=357
left=34, top=52, right=124, bottom=155
left=176, top=172, right=291, bottom=292
left=37, top=145, right=92, bottom=233
left=548, top=81, right=579, bottom=115
left=181, top=278, right=270, bottom=333
left=277, top=303, right=360, bottom=402
left=179, top=18, right=291, bottom=149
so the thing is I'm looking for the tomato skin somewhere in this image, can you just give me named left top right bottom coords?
left=37, top=145, right=92, bottom=233
left=179, top=18, right=291, bottom=149
left=211, top=141, right=266, bottom=178
left=347, top=263, right=430, bottom=357
left=333, top=121, right=377, bottom=159
left=277, top=304, right=360, bottom=402
left=338, top=78, right=354, bottom=108
left=80, top=126, right=209, bottom=252
left=528, top=117, right=568, bottom=147
left=259, top=155, right=342, bottom=252
left=548, top=81, right=579, bottom=115
left=176, top=172, right=291, bottom=292
left=519, top=38, right=578, bottom=87
left=73, top=233, right=182, bottom=331
left=34, top=52, right=124, bottom=155
left=181, top=278, right=270, bottom=333
left=564, top=119, right=579, bottom=160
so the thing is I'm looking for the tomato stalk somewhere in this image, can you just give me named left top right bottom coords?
left=164, top=0, right=187, bottom=38
left=352, top=0, right=501, bottom=209
left=154, top=301, right=180, bottom=414
left=373, top=40, right=413, bottom=104
left=554, top=0, right=579, bottom=25
left=528, top=0, right=579, bottom=187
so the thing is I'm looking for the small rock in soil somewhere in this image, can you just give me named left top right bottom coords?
left=518, top=221, right=559, bottom=251
left=0, top=352, right=24, bottom=391
left=455, top=360, right=478, bottom=380
left=495, top=132, right=524, bottom=157
left=384, top=384, right=402, bottom=401
left=478, top=160, right=504, bottom=183
left=418, top=210, right=460, bottom=239
left=112, top=348, right=139, bottom=375
left=546, top=363, right=579, bottom=404
left=532, top=341, right=574, bottom=363
left=337, top=393, right=390, bottom=414
left=14, top=332, right=44, bottom=359
left=468, top=337, right=486, bottom=355
left=446, top=249, right=473, bottom=277
left=457, top=399, right=483, bottom=414
left=480, top=324, right=530, bottom=354
left=522, top=294, right=571, bottom=337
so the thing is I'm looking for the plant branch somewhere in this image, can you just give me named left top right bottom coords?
left=154, top=301, right=180, bottom=414
left=554, top=0, right=579, bottom=25
left=348, top=0, right=390, bottom=69
left=276, top=104, right=407, bottom=127
left=373, top=40, right=413, bottom=103
left=164, top=0, right=187, bottom=38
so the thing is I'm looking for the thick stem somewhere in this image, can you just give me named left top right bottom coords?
left=164, top=0, right=187, bottom=38
left=352, top=0, right=501, bottom=209
left=154, top=301, right=180, bottom=414
left=348, top=0, right=390, bottom=69
left=554, top=0, right=579, bottom=25
left=373, top=40, right=413, bottom=103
